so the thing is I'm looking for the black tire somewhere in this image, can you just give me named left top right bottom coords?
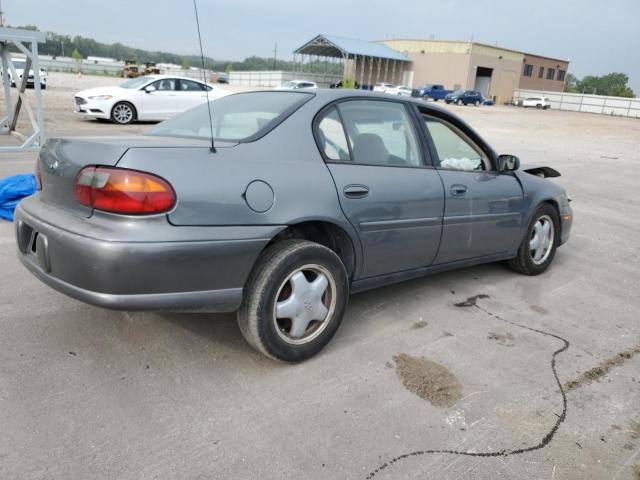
left=237, top=239, right=349, bottom=362
left=474, top=100, right=480, bottom=106
left=507, top=204, right=560, bottom=275
left=41, top=84, right=46, bottom=90
left=456, top=99, right=463, bottom=106
left=434, top=98, right=439, bottom=102
left=111, top=101, right=136, bottom=124
left=536, top=104, right=542, bottom=109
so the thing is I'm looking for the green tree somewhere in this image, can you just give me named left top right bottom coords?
left=181, top=59, right=191, bottom=70
left=225, top=63, right=233, bottom=74
left=71, top=48, right=83, bottom=72
left=575, top=72, right=634, bottom=97
left=563, top=73, right=579, bottom=93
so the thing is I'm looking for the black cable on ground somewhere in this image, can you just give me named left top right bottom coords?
left=365, top=296, right=570, bottom=479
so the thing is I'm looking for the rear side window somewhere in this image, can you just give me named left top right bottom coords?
left=324, top=100, right=421, bottom=167
left=317, top=108, right=349, bottom=161
left=146, top=91, right=313, bottom=142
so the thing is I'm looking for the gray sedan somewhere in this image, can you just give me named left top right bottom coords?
left=15, top=90, right=573, bottom=361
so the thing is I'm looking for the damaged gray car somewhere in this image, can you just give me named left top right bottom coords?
left=15, top=90, right=573, bottom=361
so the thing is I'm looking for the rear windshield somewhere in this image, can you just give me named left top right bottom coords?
left=146, top=91, right=313, bottom=142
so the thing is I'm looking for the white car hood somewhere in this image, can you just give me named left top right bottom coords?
left=76, top=86, right=127, bottom=98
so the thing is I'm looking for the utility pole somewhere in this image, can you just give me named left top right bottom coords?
left=272, top=42, right=277, bottom=70
left=0, top=0, right=5, bottom=27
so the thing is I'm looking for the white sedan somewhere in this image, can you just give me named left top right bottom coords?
left=274, top=80, right=318, bottom=90
left=73, top=75, right=230, bottom=124
left=386, top=86, right=413, bottom=97
left=373, top=82, right=395, bottom=93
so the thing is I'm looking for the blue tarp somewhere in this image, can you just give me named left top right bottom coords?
left=0, top=174, right=37, bottom=221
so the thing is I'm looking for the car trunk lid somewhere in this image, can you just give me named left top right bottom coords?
left=37, top=136, right=231, bottom=217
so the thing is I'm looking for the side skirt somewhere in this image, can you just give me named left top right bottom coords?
left=350, top=253, right=514, bottom=293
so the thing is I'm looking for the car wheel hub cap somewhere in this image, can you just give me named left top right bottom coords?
left=273, top=264, right=336, bottom=345
left=529, top=215, right=554, bottom=265
left=114, top=105, right=132, bottom=123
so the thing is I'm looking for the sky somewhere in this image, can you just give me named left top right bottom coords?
left=5, top=0, right=640, bottom=93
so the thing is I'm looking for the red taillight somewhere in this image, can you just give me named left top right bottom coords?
left=74, top=166, right=175, bottom=215
left=35, top=159, right=42, bottom=190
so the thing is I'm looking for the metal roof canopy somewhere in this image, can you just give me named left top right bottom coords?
left=295, top=34, right=409, bottom=62
left=0, top=27, right=46, bottom=152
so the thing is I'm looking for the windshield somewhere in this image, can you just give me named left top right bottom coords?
left=280, top=81, right=297, bottom=88
left=120, top=76, right=153, bottom=89
left=146, top=91, right=313, bottom=142
left=452, top=89, right=465, bottom=96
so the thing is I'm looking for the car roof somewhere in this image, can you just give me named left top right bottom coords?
left=146, top=74, right=206, bottom=82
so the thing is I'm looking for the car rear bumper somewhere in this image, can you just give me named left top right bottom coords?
left=15, top=197, right=282, bottom=312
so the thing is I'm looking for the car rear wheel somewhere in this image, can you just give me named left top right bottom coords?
left=111, top=102, right=136, bottom=124
left=474, top=100, right=480, bottom=106
left=237, top=239, right=349, bottom=362
left=507, top=204, right=559, bottom=275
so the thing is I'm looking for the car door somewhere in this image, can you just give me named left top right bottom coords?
left=176, top=79, right=209, bottom=111
left=419, top=113, right=524, bottom=264
left=317, top=99, right=445, bottom=278
left=141, top=78, right=178, bottom=120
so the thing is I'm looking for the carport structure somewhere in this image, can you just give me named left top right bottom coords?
left=0, top=27, right=46, bottom=152
left=294, top=34, right=410, bottom=88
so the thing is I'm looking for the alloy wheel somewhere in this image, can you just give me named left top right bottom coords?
left=113, top=104, right=133, bottom=124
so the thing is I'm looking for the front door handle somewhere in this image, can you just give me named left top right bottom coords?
left=343, top=184, right=370, bottom=199
left=450, top=184, right=468, bottom=196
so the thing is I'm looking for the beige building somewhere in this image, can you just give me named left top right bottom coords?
left=380, top=39, right=568, bottom=103
left=294, top=35, right=568, bottom=102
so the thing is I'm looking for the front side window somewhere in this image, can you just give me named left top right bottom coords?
left=423, top=116, right=491, bottom=172
left=337, top=100, right=421, bottom=167
left=317, top=108, right=350, bottom=161
left=152, top=78, right=177, bottom=91
left=146, top=91, right=312, bottom=142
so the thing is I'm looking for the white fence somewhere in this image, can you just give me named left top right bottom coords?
left=229, top=70, right=341, bottom=88
left=514, top=89, right=640, bottom=118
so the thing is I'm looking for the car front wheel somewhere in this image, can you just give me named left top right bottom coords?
left=237, top=239, right=349, bottom=362
left=111, top=102, right=136, bottom=124
left=456, top=99, right=463, bottom=105
left=507, top=204, right=560, bottom=275
left=474, top=100, right=480, bottom=106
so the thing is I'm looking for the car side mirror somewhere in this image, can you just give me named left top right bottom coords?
left=144, top=85, right=156, bottom=93
left=498, top=154, right=520, bottom=172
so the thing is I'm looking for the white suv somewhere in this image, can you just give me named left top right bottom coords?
left=521, top=96, right=550, bottom=109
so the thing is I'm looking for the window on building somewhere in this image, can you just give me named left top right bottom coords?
left=557, top=70, right=566, bottom=82
left=547, top=68, right=556, bottom=80
left=523, top=64, right=533, bottom=77
left=538, top=66, right=544, bottom=78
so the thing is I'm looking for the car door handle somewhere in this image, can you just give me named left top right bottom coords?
left=343, top=184, right=370, bottom=199
left=450, top=184, right=468, bottom=196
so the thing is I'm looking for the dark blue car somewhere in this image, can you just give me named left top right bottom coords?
left=445, top=90, right=483, bottom=106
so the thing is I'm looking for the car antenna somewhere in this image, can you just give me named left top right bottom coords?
left=193, top=0, right=216, bottom=153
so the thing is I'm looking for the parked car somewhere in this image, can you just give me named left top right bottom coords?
left=386, top=86, right=413, bottom=97
left=521, top=96, right=551, bottom=109
left=16, top=90, right=573, bottom=362
left=372, top=82, right=395, bottom=93
left=482, top=96, right=495, bottom=106
left=415, top=84, right=452, bottom=101
left=216, top=74, right=229, bottom=84
left=445, top=90, right=483, bottom=106
left=73, top=75, right=230, bottom=124
left=274, top=80, right=318, bottom=90
left=2, top=58, right=48, bottom=89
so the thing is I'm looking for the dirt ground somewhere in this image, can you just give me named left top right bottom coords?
left=1, top=72, right=639, bottom=480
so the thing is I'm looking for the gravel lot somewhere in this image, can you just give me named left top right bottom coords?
left=1, top=72, right=639, bottom=480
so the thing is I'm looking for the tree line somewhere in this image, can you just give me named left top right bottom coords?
left=9, top=24, right=341, bottom=74
left=564, top=72, right=635, bottom=98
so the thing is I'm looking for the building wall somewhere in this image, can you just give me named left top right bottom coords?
left=405, top=51, right=471, bottom=90
left=519, top=54, right=569, bottom=92
left=468, top=45, right=524, bottom=103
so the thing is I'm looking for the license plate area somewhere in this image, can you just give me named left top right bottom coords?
left=16, top=220, right=51, bottom=272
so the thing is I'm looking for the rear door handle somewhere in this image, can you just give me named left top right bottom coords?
left=450, top=184, right=468, bottom=196
left=343, top=184, right=370, bottom=199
